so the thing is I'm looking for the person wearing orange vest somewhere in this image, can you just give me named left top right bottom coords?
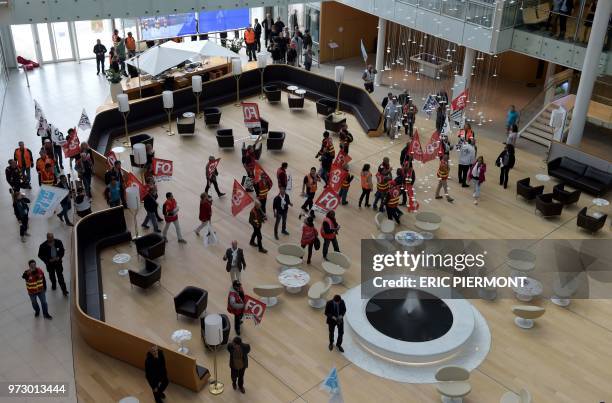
left=338, top=165, right=353, bottom=206
left=40, top=163, right=56, bottom=186
left=254, top=172, right=272, bottom=214
left=301, top=215, right=319, bottom=264
left=125, top=32, right=136, bottom=57
left=249, top=201, right=267, bottom=253
left=458, top=122, right=475, bottom=144
left=316, top=131, right=335, bottom=159
left=162, top=192, right=187, bottom=244
left=435, top=155, right=454, bottom=202
left=301, top=167, right=320, bottom=212
left=35, top=150, right=54, bottom=186
left=227, top=280, right=246, bottom=335
left=321, top=210, right=340, bottom=260
left=276, top=162, right=288, bottom=189
left=22, top=260, right=52, bottom=319
left=385, top=180, right=403, bottom=224
left=358, top=163, right=373, bottom=208
left=14, top=142, right=33, bottom=186
left=338, top=124, right=353, bottom=155
left=400, top=165, right=416, bottom=206
left=372, top=172, right=391, bottom=212
left=244, top=25, right=257, bottom=62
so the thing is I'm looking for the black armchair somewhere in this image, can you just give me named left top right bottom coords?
left=177, top=115, right=195, bottom=136
left=535, top=193, right=564, bottom=217
left=288, top=96, right=305, bottom=109
left=316, top=98, right=336, bottom=116
left=249, top=118, right=269, bottom=136
left=516, top=178, right=544, bottom=201
left=577, top=207, right=607, bottom=233
left=325, top=114, right=347, bottom=133
left=264, top=85, right=281, bottom=102
left=133, top=233, right=166, bottom=260
left=204, top=107, right=222, bottom=126
left=129, top=259, right=162, bottom=290
left=174, top=286, right=208, bottom=319
left=267, top=131, right=285, bottom=150
left=552, top=183, right=581, bottom=205
left=216, top=129, right=234, bottom=148
left=129, top=133, right=153, bottom=148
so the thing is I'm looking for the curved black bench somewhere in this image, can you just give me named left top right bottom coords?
left=87, top=65, right=382, bottom=155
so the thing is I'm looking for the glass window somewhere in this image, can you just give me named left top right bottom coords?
left=466, top=2, right=494, bottom=28
left=10, top=24, right=37, bottom=62
left=500, top=3, right=518, bottom=29
left=74, top=20, right=114, bottom=60
left=51, top=22, right=73, bottom=60
left=251, top=7, right=265, bottom=27
left=288, top=4, right=305, bottom=32
left=305, top=5, right=320, bottom=43
left=36, top=24, right=54, bottom=62
left=420, top=0, right=442, bottom=13
left=442, top=0, right=467, bottom=20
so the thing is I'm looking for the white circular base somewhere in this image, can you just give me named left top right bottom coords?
left=551, top=296, right=571, bottom=307
left=309, top=298, right=326, bottom=308
left=286, top=286, right=302, bottom=294
left=178, top=346, right=189, bottom=354
left=118, top=269, right=129, bottom=276
left=119, top=397, right=139, bottom=403
left=441, top=397, right=464, bottom=403
left=261, top=296, right=278, bottom=307
left=478, top=288, right=497, bottom=301
left=515, top=293, right=533, bottom=302
left=329, top=275, right=343, bottom=284
left=514, top=317, right=534, bottom=329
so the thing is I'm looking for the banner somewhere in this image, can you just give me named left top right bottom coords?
left=152, top=158, right=174, bottom=181
left=327, top=165, right=348, bottom=194
left=34, top=100, right=44, bottom=120
left=409, top=129, right=424, bottom=162
left=36, top=115, right=49, bottom=137
left=207, top=158, right=221, bottom=179
left=31, top=185, right=69, bottom=218
left=62, top=129, right=80, bottom=158
left=125, top=172, right=148, bottom=200
left=241, top=102, right=261, bottom=128
left=333, top=150, right=352, bottom=168
left=49, top=124, right=66, bottom=145
left=451, top=89, right=469, bottom=112
left=105, top=151, right=118, bottom=169
left=321, top=367, right=344, bottom=403
left=78, top=108, right=92, bottom=131
left=243, top=295, right=267, bottom=325
left=315, top=188, right=341, bottom=212
left=421, top=131, right=442, bottom=163
left=360, top=39, right=368, bottom=63
left=253, top=161, right=270, bottom=184
left=422, top=94, right=439, bottom=118
left=441, top=114, right=451, bottom=137
left=231, top=179, right=254, bottom=216
left=406, top=183, right=419, bottom=212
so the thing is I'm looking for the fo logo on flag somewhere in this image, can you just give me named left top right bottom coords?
left=152, top=158, right=174, bottom=181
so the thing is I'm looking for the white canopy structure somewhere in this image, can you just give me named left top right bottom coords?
left=125, top=44, right=194, bottom=76
left=160, top=40, right=238, bottom=59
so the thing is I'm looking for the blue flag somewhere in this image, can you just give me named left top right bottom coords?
left=422, top=94, right=439, bottom=118
left=321, top=367, right=343, bottom=403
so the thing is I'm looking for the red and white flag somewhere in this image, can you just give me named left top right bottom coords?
left=327, top=165, right=348, bottom=194
left=152, top=158, right=173, bottom=181
left=421, top=131, right=442, bottom=163
left=315, top=188, right=341, bottom=212
left=62, top=128, right=80, bottom=158
left=409, top=129, right=424, bottom=162
left=253, top=161, right=271, bottom=184
left=125, top=172, right=148, bottom=200
left=243, top=295, right=267, bottom=325
left=406, top=183, right=419, bottom=212
left=451, top=89, right=469, bottom=112
left=105, top=151, right=117, bottom=169
left=231, top=179, right=254, bottom=216
left=207, top=158, right=221, bottom=179
left=333, top=150, right=352, bottom=167
left=241, top=102, right=261, bottom=128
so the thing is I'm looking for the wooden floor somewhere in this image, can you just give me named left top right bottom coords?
left=73, top=94, right=612, bottom=403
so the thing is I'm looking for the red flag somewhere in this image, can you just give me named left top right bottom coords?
left=243, top=295, right=267, bottom=325
left=405, top=183, right=419, bottom=212
left=105, top=151, right=117, bottom=169
left=314, top=188, right=341, bottom=212
left=253, top=161, right=271, bottom=184
left=241, top=102, right=261, bottom=128
left=207, top=158, right=221, bottom=179
left=409, top=129, right=424, bottom=162
left=333, top=149, right=352, bottom=167
left=152, top=158, right=173, bottom=181
left=62, top=129, right=80, bottom=158
left=231, top=179, right=254, bottom=216
left=451, top=89, right=469, bottom=111
left=125, top=172, right=148, bottom=200
left=421, top=131, right=441, bottom=163
left=327, top=165, right=348, bottom=193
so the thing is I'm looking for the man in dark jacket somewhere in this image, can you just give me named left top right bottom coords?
left=142, top=187, right=160, bottom=232
left=5, top=159, right=28, bottom=191
left=104, top=160, right=126, bottom=207
left=249, top=201, right=267, bottom=253
left=325, top=295, right=346, bottom=352
left=254, top=18, right=262, bottom=52
left=228, top=336, right=250, bottom=393
left=145, top=345, right=168, bottom=403
left=223, top=240, right=246, bottom=282
left=272, top=187, right=292, bottom=240
left=37, top=233, right=68, bottom=296
left=93, top=39, right=107, bottom=75
left=262, top=13, right=274, bottom=47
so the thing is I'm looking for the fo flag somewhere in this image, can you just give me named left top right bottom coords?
left=451, top=89, right=469, bottom=112
left=243, top=295, right=267, bottom=325
left=231, top=179, right=254, bottom=216
left=62, top=129, right=81, bottom=158
left=36, top=115, right=49, bottom=137
left=126, top=172, right=148, bottom=200
left=207, top=158, right=221, bottom=179
left=333, top=150, right=352, bottom=168
left=242, top=102, right=261, bottom=128
left=422, top=131, right=442, bottom=163
left=78, top=108, right=92, bottom=130
left=152, top=158, right=173, bottom=181
left=409, top=129, right=424, bottom=162
left=327, top=165, right=348, bottom=194
left=315, top=188, right=341, bottom=212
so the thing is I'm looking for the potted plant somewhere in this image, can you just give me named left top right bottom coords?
left=229, top=38, right=244, bottom=54
left=105, top=62, right=123, bottom=102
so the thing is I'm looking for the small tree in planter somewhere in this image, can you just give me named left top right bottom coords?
left=229, top=38, right=244, bottom=54
left=105, top=62, right=123, bottom=102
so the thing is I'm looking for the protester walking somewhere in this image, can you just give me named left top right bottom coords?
left=227, top=281, right=246, bottom=335
left=162, top=192, right=187, bottom=243
left=22, top=260, right=52, bottom=319
left=37, top=233, right=68, bottom=296
left=195, top=192, right=212, bottom=237
left=56, top=175, right=73, bottom=226
left=435, top=155, right=454, bottom=202
left=362, top=64, right=377, bottom=93
left=228, top=337, right=250, bottom=394
left=249, top=201, right=267, bottom=253
left=496, top=144, right=515, bottom=189
left=468, top=156, right=487, bottom=205
left=338, top=165, right=353, bottom=205
left=457, top=138, right=476, bottom=187
left=14, top=142, right=33, bottom=187
left=321, top=210, right=340, bottom=260
left=93, top=39, right=107, bottom=75
left=358, top=164, right=373, bottom=208
left=325, top=295, right=346, bottom=352
left=142, top=187, right=161, bottom=233
left=301, top=215, right=319, bottom=265
left=301, top=167, right=319, bottom=212
left=145, top=345, right=168, bottom=403
left=205, top=156, right=225, bottom=198
left=12, top=191, right=30, bottom=242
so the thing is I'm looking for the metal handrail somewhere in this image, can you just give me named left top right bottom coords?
left=518, top=69, right=573, bottom=129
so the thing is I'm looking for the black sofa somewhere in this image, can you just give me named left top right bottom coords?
left=316, top=98, right=336, bottom=116
left=267, top=131, right=285, bottom=150
left=174, top=286, right=208, bottom=319
left=548, top=157, right=612, bottom=196
left=86, top=66, right=382, bottom=156
left=264, top=84, right=282, bottom=102
left=76, top=206, right=131, bottom=321
left=129, top=259, right=162, bottom=290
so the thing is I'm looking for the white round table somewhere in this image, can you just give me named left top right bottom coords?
left=592, top=198, right=609, bottom=207
left=395, top=231, right=424, bottom=247
left=535, top=174, right=550, bottom=182
left=183, top=112, right=195, bottom=118
left=112, top=253, right=131, bottom=276
left=287, top=85, right=298, bottom=92
left=112, top=146, right=127, bottom=155
left=278, top=268, right=310, bottom=293
left=295, top=89, right=306, bottom=97
left=119, top=397, right=139, bottom=403
left=512, top=277, right=543, bottom=302
left=419, top=231, right=434, bottom=240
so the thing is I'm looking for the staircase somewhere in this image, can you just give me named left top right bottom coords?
left=520, top=104, right=572, bottom=147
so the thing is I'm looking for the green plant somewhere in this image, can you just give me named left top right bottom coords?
left=229, top=38, right=244, bottom=54
left=105, top=68, right=122, bottom=84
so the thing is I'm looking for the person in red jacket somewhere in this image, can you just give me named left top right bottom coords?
left=249, top=201, right=267, bottom=253
left=195, top=192, right=212, bottom=237
left=276, top=162, right=288, bottom=190
left=162, top=192, right=187, bottom=243
left=321, top=210, right=340, bottom=260
left=468, top=156, right=486, bottom=205
left=205, top=155, right=225, bottom=198
left=227, top=280, right=246, bottom=335
left=301, top=215, right=319, bottom=264
left=22, top=260, right=52, bottom=319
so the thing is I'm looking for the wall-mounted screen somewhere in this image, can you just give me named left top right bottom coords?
left=139, top=13, right=197, bottom=40
left=198, top=9, right=250, bottom=33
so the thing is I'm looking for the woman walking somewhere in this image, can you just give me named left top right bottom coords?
left=358, top=164, right=373, bottom=208
left=301, top=215, right=319, bottom=264
left=496, top=144, right=515, bottom=189
left=468, top=156, right=486, bottom=205
left=12, top=191, right=31, bottom=242
left=195, top=192, right=212, bottom=237
left=434, top=155, right=454, bottom=202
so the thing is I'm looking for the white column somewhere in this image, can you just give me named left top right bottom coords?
left=374, top=18, right=386, bottom=86
left=544, top=62, right=556, bottom=103
left=567, top=0, right=611, bottom=146
left=452, top=47, right=476, bottom=100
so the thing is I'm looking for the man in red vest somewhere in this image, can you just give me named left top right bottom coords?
left=162, top=192, right=187, bottom=243
left=22, top=260, right=52, bottom=319
left=321, top=210, right=340, bottom=260
left=227, top=280, right=246, bottom=335
left=244, top=25, right=257, bottom=62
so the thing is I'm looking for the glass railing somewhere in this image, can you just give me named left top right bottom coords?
left=519, top=69, right=574, bottom=131
left=395, top=0, right=495, bottom=29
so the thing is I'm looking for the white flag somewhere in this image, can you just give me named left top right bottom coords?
left=34, top=100, right=44, bottom=120
left=36, top=115, right=49, bottom=137
left=78, top=108, right=92, bottom=130
left=360, top=39, right=368, bottom=64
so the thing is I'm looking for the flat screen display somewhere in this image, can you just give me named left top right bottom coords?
left=198, top=9, right=250, bottom=33
left=139, top=13, right=197, bottom=40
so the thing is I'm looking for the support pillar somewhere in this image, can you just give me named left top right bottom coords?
left=566, top=0, right=611, bottom=146
left=374, top=18, right=386, bottom=86
left=544, top=62, right=556, bottom=103
left=452, top=47, right=476, bottom=100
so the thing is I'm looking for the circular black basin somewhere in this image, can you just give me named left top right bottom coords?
left=365, top=288, right=453, bottom=342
